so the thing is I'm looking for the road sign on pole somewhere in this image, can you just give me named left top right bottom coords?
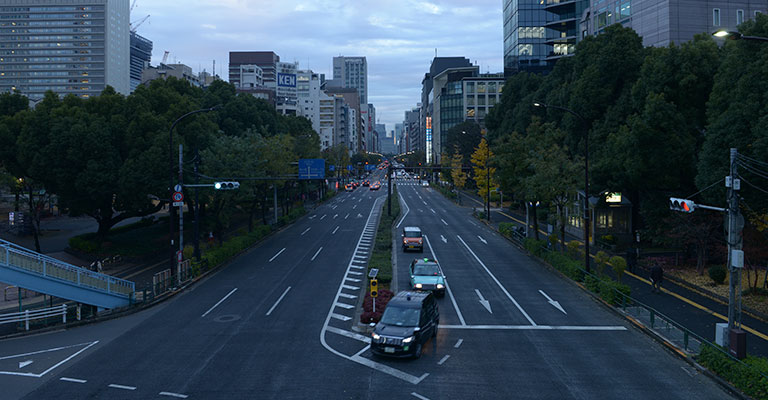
left=172, top=192, right=184, bottom=207
left=299, top=158, right=325, bottom=180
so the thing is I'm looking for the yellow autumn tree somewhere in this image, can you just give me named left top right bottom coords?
left=471, top=138, right=497, bottom=201
left=450, top=146, right=467, bottom=191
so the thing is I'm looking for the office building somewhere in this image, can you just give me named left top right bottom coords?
left=0, top=0, right=131, bottom=100
left=297, top=69, right=324, bottom=137
left=275, top=61, right=298, bottom=115
left=404, top=106, right=419, bottom=153
left=582, top=0, right=768, bottom=47
left=332, top=56, right=367, bottom=105
left=324, top=86, right=362, bottom=152
left=229, top=51, right=278, bottom=91
left=142, top=63, right=201, bottom=87
left=129, top=31, right=152, bottom=93
left=236, top=65, right=263, bottom=89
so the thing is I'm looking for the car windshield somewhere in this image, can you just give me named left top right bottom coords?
left=380, top=305, right=420, bottom=327
left=404, top=229, right=421, bottom=238
left=413, top=263, right=439, bottom=276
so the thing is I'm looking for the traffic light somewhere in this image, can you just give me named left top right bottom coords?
left=669, top=197, right=695, bottom=213
left=214, top=181, right=240, bottom=190
left=370, top=279, right=378, bottom=298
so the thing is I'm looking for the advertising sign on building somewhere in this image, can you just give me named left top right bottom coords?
left=426, top=116, right=433, bottom=164
left=277, top=73, right=296, bottom=87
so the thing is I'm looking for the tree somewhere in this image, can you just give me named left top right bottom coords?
left=450, top=146, right=467, bottom=198
left=471, top=138, right=497, bottom=209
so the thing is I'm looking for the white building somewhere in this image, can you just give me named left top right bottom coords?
left=275, top=61, right=298, bottom=115
left=0, top=0, right=131, bottom=99
left=297, top=69, right=323, bottom=136
left=333, top=56, right=368, bottom=105
left=237, top=65, right=263, bottom=89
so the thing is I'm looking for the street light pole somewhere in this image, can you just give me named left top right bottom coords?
left=169, top=106, right=219, bottom=275
left=534, top=102, right=590, bottom=272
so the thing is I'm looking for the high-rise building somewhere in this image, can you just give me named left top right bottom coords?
left=229, top=51, right=279, bottom=90
left=297, top=69, right=324, bottom=139
left=275, top=61, right=298, bottom=115
left=142, top=63, right=201, bottom=87
left=324, top=86, right=362, bottom=152
left=404, top=106, right=419, bottom=153
left=582, top=0, right=767, bottom=46
left=332, top=56, right=367, bottom=105
left=0, top=0, right=131, bottom=100
left=129, top=31, right=152, bottom=93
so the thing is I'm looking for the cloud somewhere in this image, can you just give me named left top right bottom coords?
left=201, top=24, right=216, bottom=30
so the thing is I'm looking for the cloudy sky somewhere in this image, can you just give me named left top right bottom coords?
left=134, top=0, right=503, bottom=133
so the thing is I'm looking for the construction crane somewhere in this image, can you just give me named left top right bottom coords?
left=162, top=51, right=169, bottom=64
left=130, top=14, right=149, bottom=32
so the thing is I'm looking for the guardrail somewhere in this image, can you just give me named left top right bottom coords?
left=0, top=239, right=134, bottom=298
left=0, top=304, right=67, bottom=331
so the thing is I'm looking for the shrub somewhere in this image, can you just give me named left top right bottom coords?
left=499, top=222, right=515, bottom=237
left=69, top=236, right=99, bottom=254
left=708, top=265, right=727, bottom=285
left=698, top=344, right=768, bottom=399
left=547, top=233, right=559, bottom=248
left=609, top=255, right=627, bottom=283
left=182, top=245, right=194, bottom=260
left=601, top=234, right=616, bottom=244
left=524, top=238, right=547, bottom=257
left=566, top=240, right=582, bottom=260
left=594, top=251, right=610, bottom=276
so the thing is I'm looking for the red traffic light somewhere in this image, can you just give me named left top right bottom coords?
left=669, top=197, right=695, bottom=213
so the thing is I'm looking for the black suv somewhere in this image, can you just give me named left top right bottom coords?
left=370, top=291, right=439, bottom=358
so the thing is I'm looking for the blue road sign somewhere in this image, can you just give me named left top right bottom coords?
left=347, top=165, right=354, bottom=171
left=365, top=164, right=375, bottom=171
left=329, top=165, right=335, bottom=172
left=299, top=159, right=325, bottom=180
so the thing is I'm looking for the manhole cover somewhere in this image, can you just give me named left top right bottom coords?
left=214, top=314, right=241, bottom=323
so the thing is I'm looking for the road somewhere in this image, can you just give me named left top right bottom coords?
left=0, top=169, right=733, bottom=399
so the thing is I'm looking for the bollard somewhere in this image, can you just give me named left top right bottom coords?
left=63, top=304, right=67, bottom=324
left=25, top=309, right=29, bottom=331
left=77, top=303, right=81, bottom=321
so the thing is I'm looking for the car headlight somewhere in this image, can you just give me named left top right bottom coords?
left=415, top=283, right=423, bottom=289
left=436, top=284, right=444, bottom=289
left=372, top=332, right=381, bottom=340
left=403, top=335, right=415, bottom=344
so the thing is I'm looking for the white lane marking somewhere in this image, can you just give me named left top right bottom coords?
left=437, top=355, right=450, bottom=365
left=438, top=325, right=628, bottom=331
left=338, top=293, right=357, bottom=299
left=411, top=392, right=431, bottom=400
left=266, top=286, right=292, bottom=316
left=539, top=290, right=567, bottom=314
left=345, top=213, right=350, bottom=219
left=332, top=205, right=338, bottom=210
left=348, top=271, right=363, bottom=275
left=440, top=235, right=447, bottom=243
left=159, top=392, right=189, bottom=399
left=422, top=201, right=428, bottom=206
left=351, top=354, right=429, bottom=385
left=335, top=302, right=354, bottom=310
left=475, top=289, right=493, bottom=314
left=469, top=221, right=477, bottom=227
left=19, top=360, right=33, bottom=369
left=301, top=227, right=311, bottom=236
left=60, top=377, right=87, bottom=384
left=350, top=265, right=364, bottom=270
left=342, top=284, right=359, bottom=290
left=334, top=214, right=338, bottom=219
left=359, top=198, right=363, bottom=203
left=454, top=339, right=463, bottom=348
left=332, top=226, right=339, bottom=234
left=309, top=215, right=317, bottom=219
left=201, top=288, right=238, bottom=317
left=353, top=205, right=358, bottom=209
left=108, top=384, right=136, bottom=391
left=430, top=208, right=436, bottom=214
left=424, top=234, right=466, bottom=326
left=396, top=193, right=410, bottom=228
left=311, top=247, right=323, bottom=261
left=477, top=236, right=487, bottom=244
left=325, top=326, right=371, bottom=343
left=346, top=277, right=362, bottom=282
left=269, top=248, right=286, bottom=262
left=457, top=235, right=537, bottom=326
left=0, top=341, right=99, bottom=378
left=320, top=214, right=327, bottom=220
left=331, top=313, right=352, bottom=322
left=441, top=219, right=448, bottom=226
left=353, top=344, right=370, bottom=358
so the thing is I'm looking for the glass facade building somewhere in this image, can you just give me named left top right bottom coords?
left=0, top=0, right=130, bottom=100
left=129, top=30, right=151, bottom=93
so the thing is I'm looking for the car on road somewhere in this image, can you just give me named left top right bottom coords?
left=370, top=291, right=439, bottom=358
left=401, top=226, right=423, bottom=252
left=421, top=180, right=429, bottom=187
left=362, top=180, right=370, bottom=187
left=345, top=183, right=354, bottom=192
left=409, top=258, right=445, bottom=297
left=370, top=181, right=381, bottom=190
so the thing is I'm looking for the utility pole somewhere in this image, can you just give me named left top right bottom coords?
left=387, top=165, right=392, bottom=216
left=178, top=144, right=184, bottom=283
left=193, top=148, right=201, bottom=261
left=726, top=148, right=744, bottom=351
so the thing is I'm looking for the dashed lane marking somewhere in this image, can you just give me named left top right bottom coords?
left=265, top=286, right=292, bottom=316
left=454, top=339, right=463, bottom=348
left=269, top=248, right=286, bottom=262
left=437, top=355, right=450, bottom=365
left=108, top=384, right=136, bottom=391
left=60, top=377, right=87, bottom=384
left=438, top=324, right=627, bottom=331
left=159, top=392, right=189, bottom=399
left=201, top=288, right=238, bottom=318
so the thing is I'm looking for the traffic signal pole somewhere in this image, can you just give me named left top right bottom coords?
left=387, top=165, right=392, bottom=216
left=726, top=148, right=744, bottom=350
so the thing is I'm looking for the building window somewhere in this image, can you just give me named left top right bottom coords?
left=466, top=81, right=474, bottom=93
left=466, top=96, right=475, bottom=106
left=713, top=8, right=721, bottom=26
left=737, top=9, right=744, bottom=25
left=619, top=1, right=631, bottom=19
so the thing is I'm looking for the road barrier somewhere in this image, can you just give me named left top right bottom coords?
left=0, top=304, right=67, bottom=331
left=152, top=269, right=172, bottom=297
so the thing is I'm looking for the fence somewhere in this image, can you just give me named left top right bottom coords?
left=152, top=269, right=172, bottom=297
left=0, top=304, right=69, bottom=331
left=3, top=285, right=38, bottom=301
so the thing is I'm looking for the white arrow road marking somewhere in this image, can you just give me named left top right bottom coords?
left=478, top=236, right=487, bottom=244
left=266, top=286, right=292, bottom=316
left=18, top=360, right=32, bottom=369
left=269, top=248, right=286, bottom=262
left=475, top=289, right=493, bottom=314
left=441, top=219, right=448, bottom=226
left=539, top=290, right=567, bottom=314
left=301, top=227, right=311, bottom=236
left=311, top=247, right=323, bottom=261
left=357, top=213, right=363, bottom=218
left=332, top=226, right=339, bottom=234
left=441, top=235, right=447, bottom=244
left=309, top=215, right=316, bottom=219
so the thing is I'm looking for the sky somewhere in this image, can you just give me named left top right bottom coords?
left=134, top=0, right=504, bottom=134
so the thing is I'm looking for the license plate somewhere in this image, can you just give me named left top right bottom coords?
left=385, top=347, right=395, bottom=353
left=409, top=246, right=415, bottom=248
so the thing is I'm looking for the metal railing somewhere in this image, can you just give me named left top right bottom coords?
left=0, top=239, right=134, bottom=298
left=3, top=285, right=38, bottom=301
left=0, top=304, right=68, bottom=331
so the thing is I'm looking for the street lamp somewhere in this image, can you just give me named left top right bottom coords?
left=533, top=102, right=591, bottom=272
left=169, top=105, right=220, bottom=275
left=713, top=30, right=768, bottom=42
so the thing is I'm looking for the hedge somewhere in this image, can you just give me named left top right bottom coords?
left=698, top=344, right=768, bottom=399
left=365, top=187, right=400, bottom=286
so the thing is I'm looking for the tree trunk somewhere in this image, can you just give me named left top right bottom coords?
left=27, top=185, right=41, bottom=253
left=533, top=203, right=539, bottom=241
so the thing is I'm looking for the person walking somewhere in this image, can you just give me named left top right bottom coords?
left=650, top=263, right=664, bottom=293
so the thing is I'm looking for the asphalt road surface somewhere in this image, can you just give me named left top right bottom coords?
left=0, top=170, right=734, bottom=399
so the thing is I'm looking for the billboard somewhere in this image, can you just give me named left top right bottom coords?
left=298, top=158, right=325, bottom=180
left=277, top=73, right=296, bottom=87
left=426, top=116, right=432, bottom=164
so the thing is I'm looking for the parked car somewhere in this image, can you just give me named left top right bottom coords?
left=409, top=258, right=446, bottom=297
left=370, top=291, right=439, bottom=358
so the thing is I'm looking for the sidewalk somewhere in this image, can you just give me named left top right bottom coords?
left=451, top=188, right=768, bottom=357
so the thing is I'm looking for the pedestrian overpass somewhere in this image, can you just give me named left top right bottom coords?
left=0, top=238, right=134, bottom=309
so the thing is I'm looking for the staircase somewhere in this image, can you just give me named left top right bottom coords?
left=0, top=239, right=134, bottom=309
